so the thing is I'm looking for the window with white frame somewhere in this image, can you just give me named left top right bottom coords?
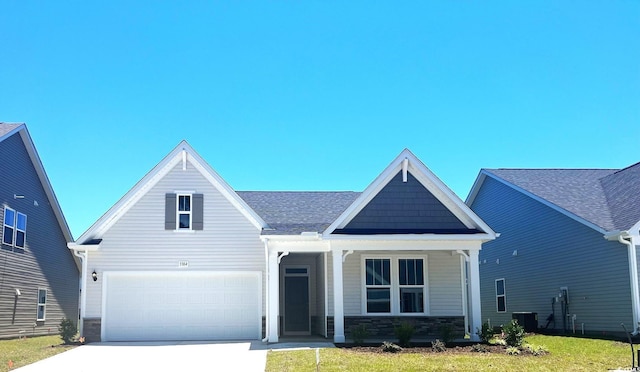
left=365, top=258, right=391, bottom=313
left=364, top=256, right=427, bottom=315
left=15, top=212, right=26, bottom=249
left=496, top=278, right=506, bottom=313
left=3, top=207, right=15, bottom=246
left=37, top=288, right=47, bottom=321
left=177, top=194, right=192, bottom=229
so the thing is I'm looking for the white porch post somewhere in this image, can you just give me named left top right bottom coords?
left=468, top=249, right=482, bottom=341
left=332, top=248, right=346, bottom=343
left=268, top=250, right=279, bottom=342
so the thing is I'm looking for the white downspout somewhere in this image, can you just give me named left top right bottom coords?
left=262, top=238, right=269, bottom=342
left=619, top=234, right=640, bottom=335
left=72, top=249, right=87, bottom=337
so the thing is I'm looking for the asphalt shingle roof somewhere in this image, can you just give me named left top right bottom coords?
left=237, top=191, right=361, bottom=235
left=485, top=165, right=640, bottom=232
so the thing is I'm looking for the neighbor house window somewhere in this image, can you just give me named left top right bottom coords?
left=37, top=289, right=47, bottom=321
left=364, top=256, right=427, bottom=315
left=177, top=194, right=192, bottom=229
left=365, top=258, right=391, bottom=313
left=15, top=212, right=26, bottom=248
left=496, top=278, right=506, bottom=313
left=3, top=207, right=15, bottom=246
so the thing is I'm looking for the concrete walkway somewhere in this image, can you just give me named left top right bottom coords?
left=14, top=340, right=334, bottom=372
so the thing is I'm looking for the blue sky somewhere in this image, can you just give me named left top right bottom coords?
left=1, top=2, right=638, bottom=238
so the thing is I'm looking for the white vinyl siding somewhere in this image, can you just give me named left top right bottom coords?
left=84, top=161, right=265, bottom=319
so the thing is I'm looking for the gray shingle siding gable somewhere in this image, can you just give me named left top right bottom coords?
left=341, top=172, right=469, bottom=233
left=470, top=176, right=632, bottom=333
left=0, top=132, right=79, bottom=339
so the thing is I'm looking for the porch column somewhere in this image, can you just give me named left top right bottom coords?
left=468, top=249, right=482, bottom=341
left=268, top=250, right=279, bottom=342
left=332, top=248, right=345, bottom=343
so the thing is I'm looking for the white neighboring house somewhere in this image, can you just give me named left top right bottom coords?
left=69, top=142, right=496, bottom=343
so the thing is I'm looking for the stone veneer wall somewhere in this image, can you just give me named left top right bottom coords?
left=327, top=316, right=465, bottom=340
left=83, top=318, right=101, bottom=343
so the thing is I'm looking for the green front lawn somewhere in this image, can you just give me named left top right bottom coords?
left=267, top=335, right=632, bottom=371
left=0, top=335, right=76, bottom=372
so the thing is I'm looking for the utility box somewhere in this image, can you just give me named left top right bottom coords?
left=512, top=312, right=538, bottom=332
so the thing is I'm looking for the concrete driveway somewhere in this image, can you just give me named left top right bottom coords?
left=14, top=340, right=335, bottom=372
left=14, top=341, right=270, bottom=372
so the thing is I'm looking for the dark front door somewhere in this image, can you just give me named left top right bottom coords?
left=284, top=274, right=310, bottom=334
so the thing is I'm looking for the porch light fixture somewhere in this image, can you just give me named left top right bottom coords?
left=92, top=270, right=98, bottom=282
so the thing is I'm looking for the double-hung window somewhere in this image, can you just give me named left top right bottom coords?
left=496, top=278, right=506, bottom=312
left=365, top=259, right=391, bottom=313
left=3, top=207, right=15, bottom=246
left=364, top=256, right=427, bottom=315
left=15, top=212, right=26, bottom=249
left=399, top=259, right=425, bottom=313
left=177, top=195, right=192, bottom=229
left=37, top=288, right=47, bottom=321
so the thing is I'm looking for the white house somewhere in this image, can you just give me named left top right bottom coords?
left=69, top=142, right=496, bottom=343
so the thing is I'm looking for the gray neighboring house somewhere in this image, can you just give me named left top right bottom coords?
left=68, top=143, right=496, bottom=343
left=466, top=164, right=640, bottom=336
left=0, top=123, right=79, bottom=339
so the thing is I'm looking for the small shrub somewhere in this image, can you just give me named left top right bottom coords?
left=523, top=343, right=549, bottom=356
left=471, top=343, right=490, bottom=353
left=58, top=318, right=77, bottom=344
left=476, top=322, right=494, bottom=343
left=381, top=341, right=402, bottom=353
left=506, top=346, right=520, bottom=355
left=439, top=323, right=455, bottom=345
left=431, top=339, right=447, bottom=352
left=502, top=319, right=525, bottom=347
left=394, top=321, right=415, bottom=347
left=350, top=324, right=369, bottom=345
left=493, top=338, right=507, bottom=346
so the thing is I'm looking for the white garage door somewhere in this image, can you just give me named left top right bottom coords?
left=103, top=271, right=261, bottom=342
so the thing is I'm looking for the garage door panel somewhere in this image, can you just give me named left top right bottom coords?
left=103, top=272, right=260, bottom=341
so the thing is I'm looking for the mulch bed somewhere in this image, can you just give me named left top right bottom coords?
left=342, top=344, right=506, bottom=354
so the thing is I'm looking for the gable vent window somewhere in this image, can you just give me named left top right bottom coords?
left=2, top=207, right=27, bottom=250
left=165, top=193, right=203, bottom=231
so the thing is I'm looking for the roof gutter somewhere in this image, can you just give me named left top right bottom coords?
left=608, top=231, right=640, bottom=335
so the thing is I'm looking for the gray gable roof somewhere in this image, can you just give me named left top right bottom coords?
left=237, top=191, right=360, bottom=235
left=484, top=165, right=640, bottom=232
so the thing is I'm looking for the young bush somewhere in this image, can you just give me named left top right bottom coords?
left=506, top=346, right=520, bottom=355
left=493, top=338, right=507, bottom=346
left=431, top=339, right=447, bottom=352
left=58, top=318, right=77, bottom=344
left=381, top=341, right=402, bottom=353
left=523, top=343, right=549, bottom=356
left=394, top=321, right=415, bottom=347
left=350, top=324, right=369, bottom=345
left=502, top=319, right=525, bottom=347
left=476, top=322, right=494, bottom=343
left=439, top=324, right=455, bottom=345
left=471, top=343, right=490, bottom=353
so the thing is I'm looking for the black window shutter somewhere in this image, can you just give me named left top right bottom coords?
left=192, top=194, right=204, bottom=230
left=165, top=193, right=176, bottom=230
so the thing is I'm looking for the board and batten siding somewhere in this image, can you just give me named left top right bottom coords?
left=84, top=161, right=264, bottom=318
left=327, top=250, right=463, bottom=316
left=470, top=176, right=632, bottom=332
left=0, top=132, right=79, bottom=339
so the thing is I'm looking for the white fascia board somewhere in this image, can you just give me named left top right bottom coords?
left=477, top=171, right=608, bottom=235
left=75, top=150, right=183, bottom=244
left=185, top=149, right=268, bottom=230
left=265, top=240, right=330, bottom=253
left=324, top=149, right=496, bottom=238
left=67, top=242, right=100, bottom=251
left=260, top=234, right=322, bottom=242
left=76, top=141, right=268, bottom=244
left=329, top=239, right=481, bottom=251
